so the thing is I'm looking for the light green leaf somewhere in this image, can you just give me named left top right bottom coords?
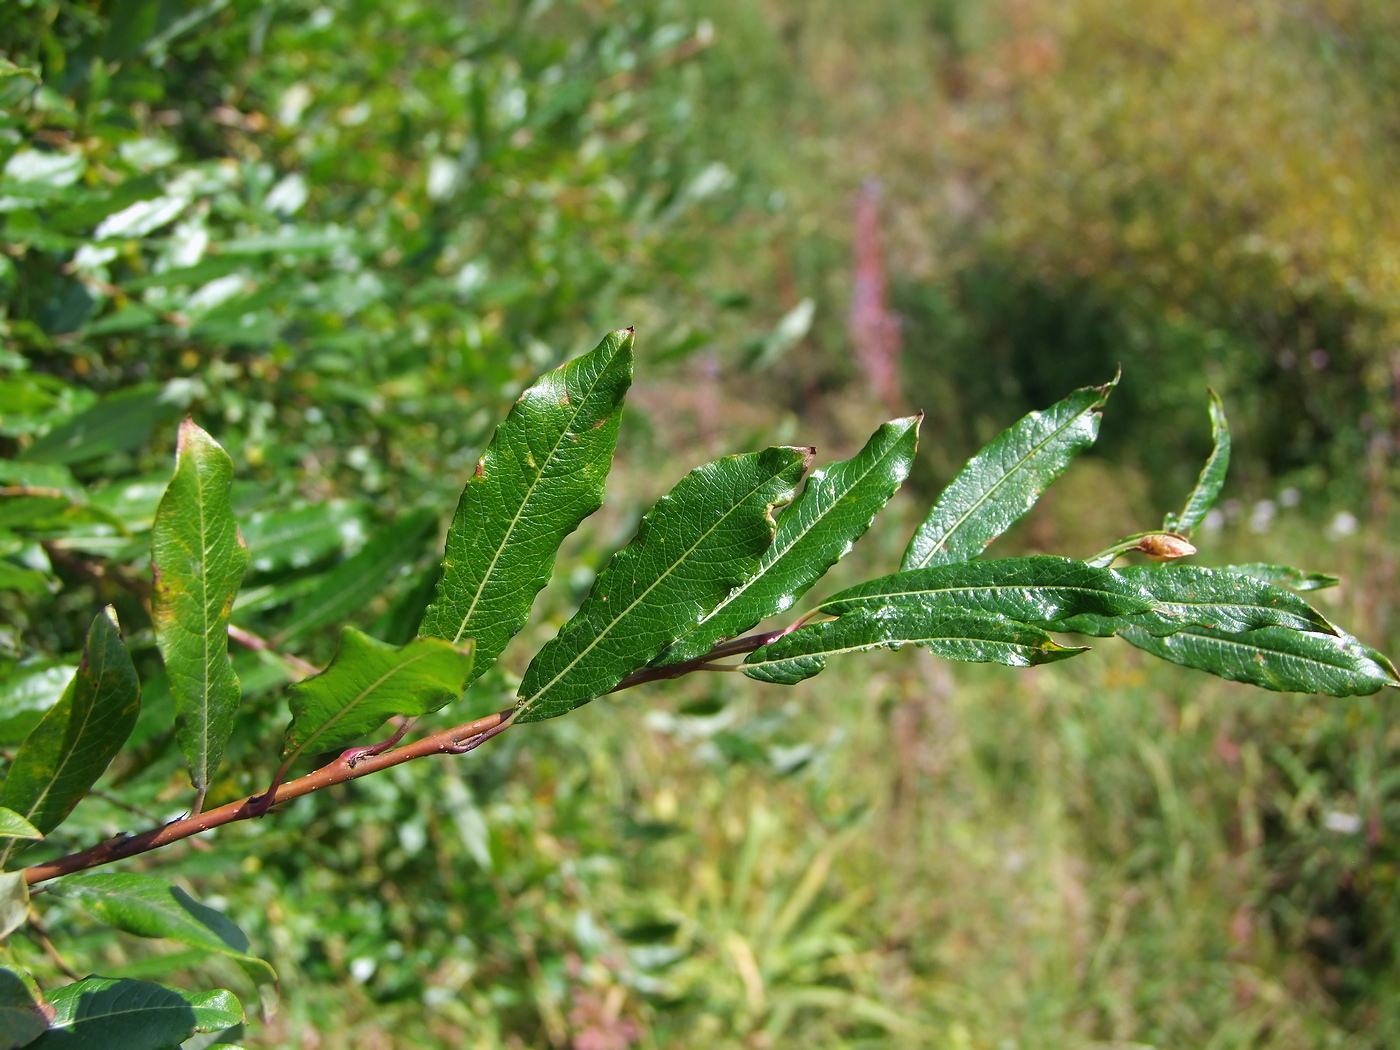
left=240, top=501, right=362, bottom=575
left=282, top=629, right=474, bottom=765
left=517, top=446, right=812, bottom=722
left=0, top=964, right=50, bottom=1049
left=659, top=416, right=920, bottom=665
left=1224, top=563, right=1340, bottom=592
left=1054, top=565, right=1337, bottom=638
left=28, top=978, right=242, bottom=1049
left=819, top=556, right=1154, bottom=625
left=1164, top=389, right=1230, bottom=535
left=0, top=809, right=41, bottom=842
left=19, top=386, right=182, bottom=466
left=151, top=420, right=248, bottom=799
left=0, top=611, right=140, bottom=855
left=0, top=874, right=27, bottom=943
left=47, top=873, right=275, bottom=985
left=1121, top=624, right=1399, bottom=696
left=421, top=329, right=633, bottom=683
left=744, top=606, right=1087, bottom=685
left=276, top=508, right=438, bottom=642
left=902, top=377, right=1115, bottom=571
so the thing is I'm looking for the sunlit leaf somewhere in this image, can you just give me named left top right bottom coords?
left=1224, top=563, right=1339, bottom=592
left=28, top=978, right=242, bottom=1049
left=0, top=874, right=27, bottom=942
left=903, top=377, right=1115, bottom=570
left=517, top=445, right=811, bottom=722
left=1164, top=389, right=1231, bottom=535
left=660, top=416, right=920, bottom=665
left=0, top=809, right=41, bottom=842
left=421, top=329, right=633, bottom=684
left=151, top=420, right=248, bottom=799
left=0, top=964, right=51, bottom=1048
left=744, top=605, right=1087, bottom=685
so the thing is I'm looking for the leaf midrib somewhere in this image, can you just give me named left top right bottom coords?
left=1137, top=626, right=1370, bottom=675
left=822, top=581, right=1141, bottom=611
left=747, top=624, right=1049, bottom=669
left=289, top=648, right=436, bottom=760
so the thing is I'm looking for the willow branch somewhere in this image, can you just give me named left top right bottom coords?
left=23, top=709, right=516, bottom=886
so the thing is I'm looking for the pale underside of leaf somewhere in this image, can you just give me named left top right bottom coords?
left=420, top=329, right=634, bottom=685
left=658, top=415, right=920, bottom=666
left=1224, top=563, right=1339, bottom=592
left=903, top=377, right=1115, bottom=571
left=516, top=446, right=811, bottom=722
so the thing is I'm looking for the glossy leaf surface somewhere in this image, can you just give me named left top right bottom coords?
left=659, top=416, right=920, bottom=665
left=902, top=378, right=1114, bottom=571
left=421, top=329, right=633, bottom=682
left=0, top=965, right=49, bottom=1048
left=744, top=606, right=1087, bottom=685
left=1121, top=624, right=1399, bottom=696
left=1054, top=565, right=1336, bottom=637
left=517, top=446, right=811, bottom=722
left=276, top=508, right=438, bottom=642
left=0, top=874, right=27, bottom=942
left=821, top=556, right=1153, bottom=625
left=0, top=663, right=75, bottom=746
left=0, top=809, right=40, bottom=841
left=0, top=611, right=139, bottom=850
left=30, top=978, right=242, bottom=1049
left=151, top=420, right=248, bottom=798
left=1164, top=389, right=1230, bottom=535
left=240, top=501, right=361, bottom=574
left=282, top=629, right=474, bottom=764
left=48, top=873, right=274, bottom=984
left=1225, top=563, right=1340, bottom=592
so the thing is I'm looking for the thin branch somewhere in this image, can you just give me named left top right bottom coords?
left=23, top=708, right=517, bottom=887
left=27, top=908, right=81, bottom=981
left=227, top=623, right=320, bottom=680
left=608, top=625, right=802, bottom=693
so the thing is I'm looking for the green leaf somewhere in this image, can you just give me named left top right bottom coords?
left=1054, top=565, right=1338, bottom=638
left=0, top=611, right=140, bottom=853
left=420, top=329, right=633, bottom=683
left=0, top=965, right=50, bottom=1049
left=902, top=377, right=1115, bottom=571
left=282, top=629, right=474, bottom=765
left=28, top=978, right=242, bottom=1049
left=517, top=445, right=812, bottom=722
left=19, top=386, right=182, bottom=466
left=819, top=556, right=1154, bottom=625
left=658, top=416, right=920, bottom=665
left=0, top=874, right=27, bottom=942
left=240, top=501, right=363, bottom=575
left=1164, top=389, right=1230, bottom=535
left=1224, top=563, right=1340, bottom=592
left=1121, top=624, right=1399, bottom=697
left=0, top=809, right=41, bottom=842
left=47, top=873, right=275, bottom=985
left=276, top=508, right=438, bottom=642
left=744, top=606, right=1088, bottom=685
left=151, top=421, right=248, bottom=800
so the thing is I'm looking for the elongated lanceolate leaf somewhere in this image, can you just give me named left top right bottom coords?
left=421, top=329, right=634, bottom=684
left=31, top=978, right=242, bottom=1049
left=820, top=556, right=1153, bottom=625
left=0, top=874, right=27, bottom=942
left=1053, top=565, right=1337, bottom=638
left=659, top=416, right=920, bottom=665
left=276, top=508, right=438, bottom=642
left=282, top=629, right=474, bottom=764
left=744, top=606, right=1087, bottom=685
left=1121, top=624, right=1399, bottom=697
left=0, top=611, right=139, bottom=858
left=903, top=377, right=1115, bottom=571
left=0, top=809, right=40, bottom=841
left=151, top=420, right=248, bottom=796
left=1164, top=389, right=1230, bottom=535
left=0, top=965, right=50, bottom=1048
left=48, top=873, right=275, bottom=984
left=1225, top=563, right=1340, bottom=592
left=517, top=446, right=812, bottom=722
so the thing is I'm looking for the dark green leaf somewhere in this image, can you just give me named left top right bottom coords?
left=19, top=386, right=181, bottom=466
left=0, top=964, right=50, bottom=1049
left=820, top=556, right=1153, bottom=626
left=0, top=611, right=140, bottom=854
left=659, top=416, right=920, bottom=665
left=0, top=810, right=40, bottom=842
left=1054, top=565, right=1337, bottom=638
left=282, top=629, right=473, bottom=764
left=151, top=421, right=249, bottom=798
left=1164, top=389, right=1230, bottom=535
left=1121, top=625, right=1399, bottom=696
left=744, top=606, right=1087, bottom=685
left=47, top=873, right=274, bottom=985
left=903, top=377, right=1114, bottom=570
left=517, top=446, right=812, bottom=722
left=28, top=978, right=242, bottom=1049
left=1224, top=563, right=1340, bottom=592
left=276, top=509, right=438, bottom=642
left=421, top=329, right=633, bottom=683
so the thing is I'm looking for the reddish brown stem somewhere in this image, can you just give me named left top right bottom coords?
left=23, top=709, right=516, bottom=887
